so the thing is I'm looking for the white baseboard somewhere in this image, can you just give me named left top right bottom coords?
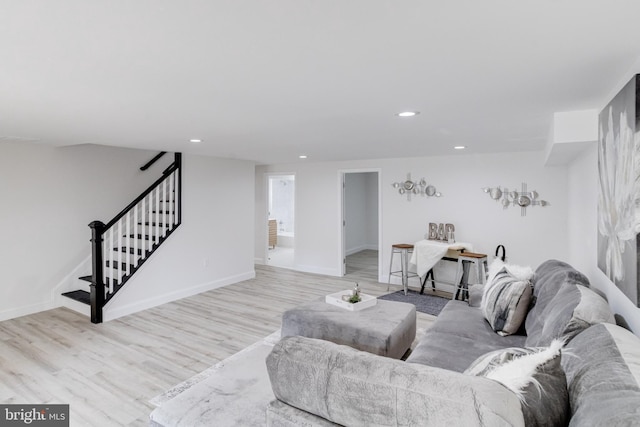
left=0, top=301, right=56, bottom=322
left=346, top=244, right=378, bottom=256
left=294, top=264, right=341, bottom=277
left=0, top=271, right=258, bottom=323
left=59, top=297, right=91, bottom=317
left=103, top=270, right=256, bottom=321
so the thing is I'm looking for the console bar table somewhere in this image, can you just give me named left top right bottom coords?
left=410, top=240, right=473, bottom=277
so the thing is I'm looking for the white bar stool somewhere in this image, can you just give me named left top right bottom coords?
left=453, top=252, right=488, bottom=301
left=388, top=243, right=420, bottom=295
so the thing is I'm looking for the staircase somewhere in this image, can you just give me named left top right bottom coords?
left=62, top=152, right=182, bottom=323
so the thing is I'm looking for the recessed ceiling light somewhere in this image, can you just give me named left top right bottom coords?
left=454, top=145, right=466, bottom=150
left=397, top=111, right=418, bottom=117
left=299, top=155, right=308, bottom=159
left=189, top=139, right=202, bottom=143
left=397, top=111, right=419, bottom=117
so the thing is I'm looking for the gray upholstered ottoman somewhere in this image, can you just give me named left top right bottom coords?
left=281, top=298, right=416, bottom=359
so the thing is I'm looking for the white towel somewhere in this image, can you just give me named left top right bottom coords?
left=409, top=240, right=474, bottom=277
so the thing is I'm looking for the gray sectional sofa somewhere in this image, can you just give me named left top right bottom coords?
left=265, top=260, right=640, bottom=426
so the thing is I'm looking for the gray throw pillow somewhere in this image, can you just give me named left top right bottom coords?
left=482, top=266, right=533, bottom=336
left=465, top=340, right=569, bottom=427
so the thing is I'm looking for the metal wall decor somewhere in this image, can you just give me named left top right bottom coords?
left=392, top=173, right=441, bottom=201
left=481, top=182, right=547, bottom=216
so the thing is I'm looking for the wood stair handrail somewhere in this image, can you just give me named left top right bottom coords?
left=140, top=151, right=167, bottom=171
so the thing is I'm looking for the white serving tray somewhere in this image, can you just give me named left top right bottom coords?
left=325, top=290, right=377, bottom=311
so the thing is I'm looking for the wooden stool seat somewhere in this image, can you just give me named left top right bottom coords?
left=392, top=244, right=414, bottom=249
left=457, top=252, right=486, bottom=259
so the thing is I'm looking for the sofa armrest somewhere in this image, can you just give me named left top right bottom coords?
left=267, top=336, right=524, bottom=427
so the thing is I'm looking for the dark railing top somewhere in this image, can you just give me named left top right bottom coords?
left=104, top=154, right=181, bottom=231
left=140, top=151, right=167, bottom=171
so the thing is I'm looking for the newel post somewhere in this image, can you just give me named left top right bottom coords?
left=89, top=221, right=105, bottom=324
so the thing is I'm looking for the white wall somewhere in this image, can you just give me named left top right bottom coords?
left=103, top=154, right=256, bottom=320
left=568, top=144, right=640, bottom=333
left=365, top=172, right=379, bottom=250
left=345, top=172, right=378, bottom=255
left=255, top=151, right=569, bottom=279
left=0, top=142, right=173, bottom=320
left=0, top=143, right=256, bottom=322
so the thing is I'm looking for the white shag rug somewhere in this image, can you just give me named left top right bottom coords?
left=149, top=330, right=282, bottom=427
left=149, top=327, right=427, bottom=426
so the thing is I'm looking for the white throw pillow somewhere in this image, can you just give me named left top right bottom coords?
left=486, top=259, right=534, bottom=284
left=465, top=340, right=569, bottom=427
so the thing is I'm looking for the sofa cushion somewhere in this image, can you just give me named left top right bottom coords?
left=406, top=300, right=526, bottom=372
left=562, top=323, right=640, bottom=426
left=267, top=336, right=525, bottom=427
left=482, top=265, right=533, bottom=336
left=465, top=340, right=569, bottom=427
left=525, top=260, right=590, bottom=337
left=525, top=282, right=614, bottom=347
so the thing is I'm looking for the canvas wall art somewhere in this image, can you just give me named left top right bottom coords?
left=597, top=74, right=640, bottom=307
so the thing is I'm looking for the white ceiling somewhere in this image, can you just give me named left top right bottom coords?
left=2, top=1, right=640, bottom=164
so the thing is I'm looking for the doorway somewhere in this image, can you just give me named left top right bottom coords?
left=267, top=174, right=295, bottom=268
left=342, top=171, right=381, bottom=282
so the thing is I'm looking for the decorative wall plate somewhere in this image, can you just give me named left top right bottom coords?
left=391, top=173, right=440, bottom=201
left=482, top=183, right=547, bottom=216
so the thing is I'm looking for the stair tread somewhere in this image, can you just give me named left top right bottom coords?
left=79, top=275, right=92, bottom=282
left=62, top=290, right=90, bottom=305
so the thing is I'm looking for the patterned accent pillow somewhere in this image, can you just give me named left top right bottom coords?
left=465, top=340, right=569, bottom=427
left=482, top=266, right=533, bottom=336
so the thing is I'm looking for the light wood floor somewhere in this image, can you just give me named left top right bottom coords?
left=0, top=265, right=437, bottom=426
left=345, top=249, right=380, bottom=282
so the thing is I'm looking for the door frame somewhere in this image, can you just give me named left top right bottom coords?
left=339, top=168, right=382, bottom=279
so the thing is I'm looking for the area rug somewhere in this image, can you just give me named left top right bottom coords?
left=149, top=330, right=282, bottom=426
left=149, top=326, right=428, bottom=426
left=378, top=290, right=450, bottom=316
